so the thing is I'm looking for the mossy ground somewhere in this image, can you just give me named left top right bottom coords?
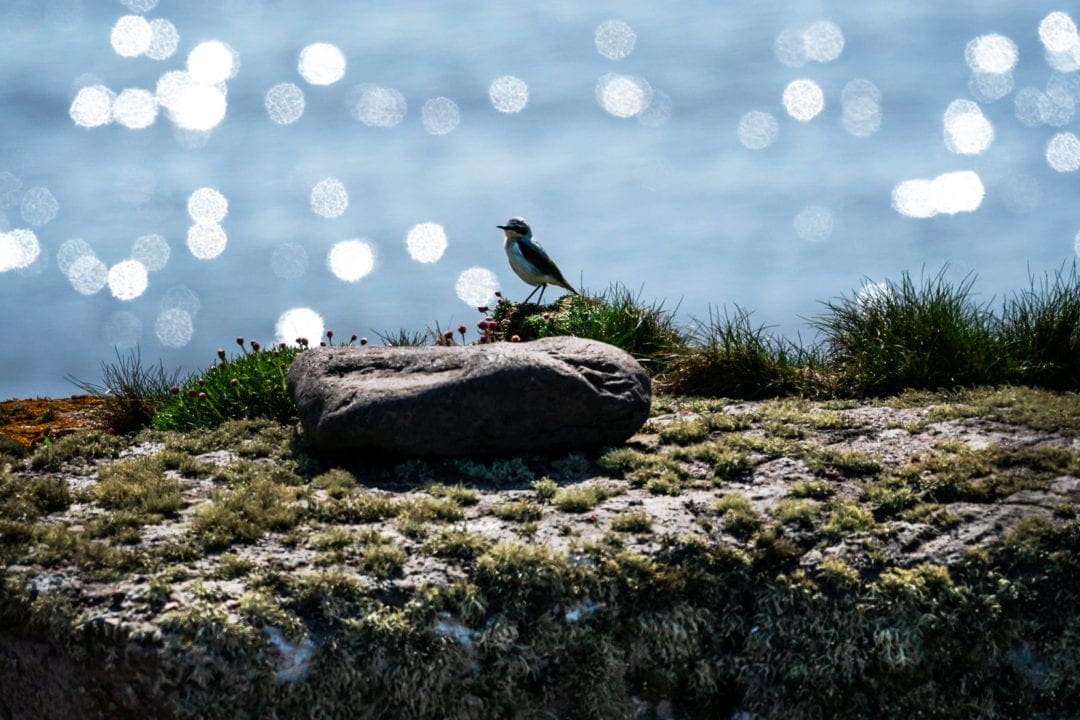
left=1, top=386, right=1079, bottom=718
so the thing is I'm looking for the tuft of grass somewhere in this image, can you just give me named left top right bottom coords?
left=29, top=430, right=128, bottom=472
left=152, top=339, right=304, bottom=431
left=552, top=484, right=609, bottom=513
left=423, top=529, right=493, bottom=560
left=714, top=493, right=762, bottom=538
left=788, top=479, right=835, bottom=499
left=998, top=262, right=1080, bottom=390
left=426, top=483, right=480, bottom=506
left=191, top=476, right=306, bottom=551
left=609, top=509, right=653, bottom=533
left=822, top=500, right=877, bottom=537
left=67, top=347, right=185, bottom=433
left=532, top=477, right=558, bottom=501
left=812, top=267, right=1003, bottom=396
left=665, top=305, right=826, bottom=399
left=774, top=498, right=820, bottom=528
left=492, top=499, right=544, bottom=523
left=91, top=455, right=184, bottom=518
left=0, top=471, right=70, bottom=523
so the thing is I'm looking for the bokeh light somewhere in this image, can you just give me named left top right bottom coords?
left=276, top=307, right=324, bottom=346
left=187, top=41, right=239, bottom=85
left=265, top=82, right=305, bottom=124
left=774, top=27, right=807, bottom=68
left=110, top=15, right=152, bottom=58
left=155, top=308, right=193, bottom=348
left=146, top=18, right=179, bottom=60
left=20, top=187, right=59, bottom=226
left=0, top=229, right=39, bottom=272
left=455, top=267, right=499, bottom=307
left=1038, top=11, right=1078, bottom=54
left=121, top=0, right=158, bottom=12
left=111, top=88, right=158, bottom=129
left=737, top=111, right=779, bottom=149
left=893, top=171, right=984, bottom=218
left=489, top=75, right=528, bottom=113
left=298, top=43, right=346, bottom=86
left=943, top=99, right=993, bottom=155
left=167, top=82, right=227, bottom=131
left=57, top=238, right=94, bottom=274
left=782, top=79, right=824, bottom=121
left=422, top=97, right=460, bottom=135
left=187, top=223, right=228, bottom=259
left=405, top=222, right=447, bottom=263
left=271, top=241, right=308, bottom=279
left=350, top=84, right=407, bottom=127
left=131, top=233, right=170, bottom=271
left=0, top=172, right=21, bottom=209
left=70, top=85, right=114, bottom=128
left=595, top=73, right=652, bottom=118
left=327, top=239, right=375, bottom=281
left=964, top=34, right=1018, bottom=74
left=969, top=72, right=1013, bottom=103
left=107, top=259, right=149, bottom=301
left=161, top=284, right=201, bottom=317
left=188, top=187, right=228, bottom=224
left=595, top=20, right=636, bottom=60
left=841, top=79, right=882, bottom=137
left=310, top=178, right=348, bottom=218
left=104, top=311, right=142, bottom=349
left=793, top=205, right=833, bottom=242
left=67, top=254, right=108, bottom=295
left=1046, top=132, right=1080, bottom=172
left=803, top=21, right=844, bottom=63
left=638, top=89, right=673, bottom=127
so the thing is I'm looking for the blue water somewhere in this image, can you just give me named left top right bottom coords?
left=0, top=0, right=1077, bottom=398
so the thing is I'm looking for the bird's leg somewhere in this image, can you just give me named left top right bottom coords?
left=536, top=284, right=547, bottom=304
left=523, top=285, right=540, bottom=304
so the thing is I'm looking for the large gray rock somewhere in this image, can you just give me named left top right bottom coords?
left=286, top=336, right=651, bottom=456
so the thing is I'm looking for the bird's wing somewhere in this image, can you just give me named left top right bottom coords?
left=516, top=238, right=573, bottom=288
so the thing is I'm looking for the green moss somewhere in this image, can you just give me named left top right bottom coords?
left=610, top=509, right=653, bottom=533
left=491, top=499, right=543, bottom=522
left=423, top=529, right=493, bottom=560
left=658, top=419, right=710, bottom=445
left=774, top=498, right=820, bottom=528
left=314, top=491, right=397, bottom=524
left=714, top=494, right=762, bottom=538
left=191, top=476, right=306, bottom=551
left=312, top=468, right=358, bottom=499
left=822, top=500, right=877, bottom=537
left=425, top=482, right=480, bottom=506
left=91, top=455, right=183, bottom=518
left=644, top=472, right=684, bottom=495
left=788, top=479, right=835, bottom=499
left=806, top=447, right=882, bottom=478
left=359, top=542, right=406, bottom=578
left=0, top=472, right=71, bottom=522
left=29, top=430, right=128, bottom=471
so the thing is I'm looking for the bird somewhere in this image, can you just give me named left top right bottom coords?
left=497, top=217, right=578, bottom=304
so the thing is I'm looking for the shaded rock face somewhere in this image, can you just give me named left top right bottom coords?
left=287, top=336, right=651, bottom=456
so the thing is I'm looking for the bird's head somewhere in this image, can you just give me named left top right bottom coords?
left=497, top=217, right=531, bottom=240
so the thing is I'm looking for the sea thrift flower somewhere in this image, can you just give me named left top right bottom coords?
left=170, top=385, right=180, bottom=395
left=230, top=378, right=238, bottom=386
left=197, top=377, right=205, bottom=385
left=443, top=330, right=454, bottom=339
left=250, top=340, right=260, bottom=351
left=494, top=291, right=502, bottom=298
left=106, top=427, right=115, bottom=434
left=198, top=391, right=207, bottom=399
left=477, top=305, right=489, bottom=313
left=217, top=348, right=226, bottom=361
left=236, top=336, right=244, bottom=346
left=326, top=329, right=333, bottom=341
left=511, top=335, right=521, bottom=342
left=360, top=337, right=368, bottom=346
left=350, top=334, right=358, bottom=343
left=187, top=388, right=197, bottom=397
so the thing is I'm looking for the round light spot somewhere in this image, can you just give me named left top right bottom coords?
left=405, top=222, right=447, bottom=263
left=595, top=73, right=652, bottom=118
left=891, top=179, right=939, bottom=219
left=57, top=238, right=94, bottom=274
left=104, top=311, right=142, bottom=349
left=121, top=0, right=157, bottom=12
left=782, top=79, right=824, bottom=121
left=1046, top=132, right=1080, bottom=172
left=969, top=71, right=1013, bottom=103
left=774, top=27, right=807, bottom=68
left=932, top=171, right=984, bottom=215
left=70, top=85, right=114, bottom=128
left=275, top=307, right=324, bottom=346
left=489, top=75, right=528, bottom=113
left=1014, top=87, right=1047, bottom=127
left=167, top=82, right=227, bottom=131
left=155, top=70, right=193, bottom=111
left=421, top=97, right=460, bottom=135
left=155, top=308, right=193, bottom=348
left=0, top=172, right=22, bottom=209
left=964, top=34, right=1018, bottom=74
left=20, top=187, right=59, bottom=227
left=1041, top=79, right=1076, bottom=127
left=187, top=187, right=228, bottom=224
left=455, top=267, right=499, bottom=307
left=271, top=241, right=308, bottom=279
left=111, top=88, right=158, bottom=129
left=638, top=89, right=673, bottom=127
left=803, top=20, right=844, bottom=63
left=841, top=79, right=882, bottom=137
left=146, top=18, right=179, bottom=60
left=1001, top=174, right=1040, bottom=214
left=110, top=15, right=152, bottom=57
left=310, top=178, right=348, bottom=218
left=1039, top=11, right=1078, bottom=53
left=68, top=254, right=108, bottom=295
left=131, top=233, right=169, bottom=271
left=265, top=82, right=305, bottom=124
left=0, top=229, right=39, bottom=272
left=943, top=99, right=994, bottom=155
left=594, top=19, right=636, bottom=60
left=737, top=110, right=779, bottom=150
left=327, top=239, right=375, bottom=282
left=349, top=84, right=407, bottom=127
left=107, top=259, right=148, bottom=301
left=187, top=40, right=238, bottom=85
left=793, top=205, right=833, bottom=242
left=161, top=285, right=201, bottom=317
left=298, top=43, right=346, bottom=86
left=187, top=223, right=227, bottom=259
left=1046, top=45, right=1080, bottom=73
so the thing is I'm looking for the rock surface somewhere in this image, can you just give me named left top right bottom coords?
left=286, top=336, right=651, bottom=456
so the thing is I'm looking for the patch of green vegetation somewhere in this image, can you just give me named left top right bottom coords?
left=313, top=491, right=397, bottom=524
left=67, top=347, right=186, bottom=434
left=609, top=509, right=653, bottom=533
left=446, top=457, right=533, bottom=486
left=394, top=496, right=464, bottom=538
left=426, top=483, right=480, bottom=506
left=714, top=493, right=762, bottom=538
left=643, top=472, right=683, bottom=496
left=774, top=498, right=820, bottom=529
left=805, top=447, right=881, bottom=478
left=532, top=477, right=558, bottom=501
left=551, top=452, right=591, bottom=481
left=822, top=500, right=877, bottom=538
left=90, top=455, right=184, bottom=518
left=922, top=386, right=1080, bottom=435
left=491, top=499, right=543, bottom=523
left=0, top=471, right=70, bottom=523
left=29, top=430, right=128, bottom=472
left=359, top=538, right=406, bottom=578
left=788, top=479, right=835, bottom=499
left=866, top=481, right=918, bottom=518
left=552, top=484, right=609, bottom=513
left=155, top=448, right=215, bottom=478
left=658, top=419, right=710, bottom=446
left=191, top=474, right=307, bottom=551
left=312, top=468, right=357, bottom=499
left=423, top=529, right=493, bottom=560
left=672, top=440, right=754, bottom=482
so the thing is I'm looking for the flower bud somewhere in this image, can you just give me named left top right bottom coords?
left=236, top=336, right=244, bottom=346
left=230, top=378, right=238, bottom=386
left=217, top=348, right=226, bottom=361
left=510, top=334, right=521, bottom=342
left=250, top=340, right=260, bottom=351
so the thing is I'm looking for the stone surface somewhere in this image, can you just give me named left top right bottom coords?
left=286, top=336, right=652, bottom=456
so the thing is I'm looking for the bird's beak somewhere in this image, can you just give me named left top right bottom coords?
left=496, top=225, right=508, bottom=230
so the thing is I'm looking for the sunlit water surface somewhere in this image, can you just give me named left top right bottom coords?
left=1, top=1, right=1078, bottom=397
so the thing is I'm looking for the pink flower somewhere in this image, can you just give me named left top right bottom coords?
left=510, top=335, right=521, bottom=342
left=229, top=378, right=238, bottom=387
left=326, top=329, right=334, bottom=340
left=457, top=325, right=467, bottom=335
left=477, top=305, right=489, bottom=313
left=236, top=336, right=244, bottom=346
left=187, top=388, right=197, bottom=397
left=250, top=340, right=260, bottom=351
left=360, top=337, right=368, bottom=346
left=170, top=386, right=180, bottom=395
left=217, top=348, right=226, bottom=361
left=198, top=391, right=207, bottom=399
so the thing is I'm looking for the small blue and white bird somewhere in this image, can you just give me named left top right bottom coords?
left=497, top=217, right=578, bottom=304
